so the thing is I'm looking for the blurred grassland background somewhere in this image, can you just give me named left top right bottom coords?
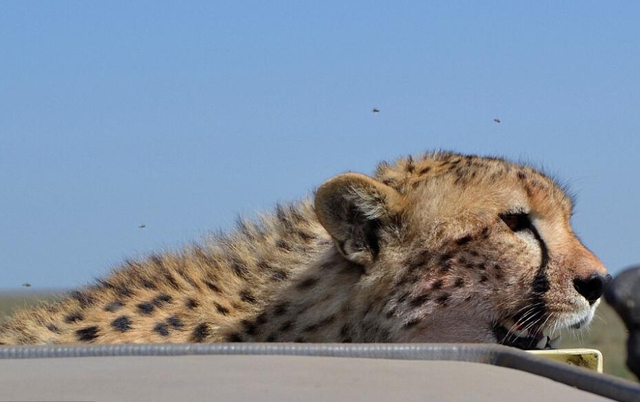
left=0, top=291, right=636, bottom=382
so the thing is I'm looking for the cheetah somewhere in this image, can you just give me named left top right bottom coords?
left=0, top=151, right=610, bottom=348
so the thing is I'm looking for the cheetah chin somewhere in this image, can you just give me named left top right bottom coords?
left=493, top=302, right=598, bottom=350
left=493, top=319, right=562, bottom=350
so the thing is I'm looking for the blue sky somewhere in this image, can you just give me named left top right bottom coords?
left=1, top=1, right=639, bottom=289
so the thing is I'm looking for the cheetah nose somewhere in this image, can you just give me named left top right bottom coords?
left=573, top=273, right=612, bottom=305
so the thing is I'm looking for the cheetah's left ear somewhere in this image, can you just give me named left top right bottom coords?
left=315, top=173, right=404, bottom=266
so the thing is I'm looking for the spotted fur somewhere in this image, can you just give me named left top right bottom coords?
left=0, top=151, right=608, bottom=345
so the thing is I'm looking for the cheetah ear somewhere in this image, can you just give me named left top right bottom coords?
left=315, top=173, right=404, bottom=266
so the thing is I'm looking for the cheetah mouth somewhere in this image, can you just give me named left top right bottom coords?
left=492, top=319, right=562, bottom=350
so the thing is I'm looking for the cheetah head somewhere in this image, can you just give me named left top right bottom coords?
left=315, top=152, right=609, bottom=349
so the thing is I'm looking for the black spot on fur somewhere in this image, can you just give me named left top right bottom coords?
left=436, top=294, right=450, bottom=305
left=419, top=166, right=431, bottom=175
left=190, top=323, right=211, bottom=343
left=111, top=316, right=132, bottom=332
left=404, top=318, right=420, bottom=329
left=266, top=334, right=277, bottom=342
left=441, top=261, right=452, bottom=272
left=204, top=281, right=220, bottom=292
left=232, top=261, right=249, bottom=278
left=405, top=156, right=415, bottom=173
left=340, top=324, right=350, bottom=338
left=154, top=323, right=169, bottom=337
left=104, top=301, right=125, bottom=312
left=116, top=285, right=134, bottom=298
left=294, top=337, right=305, bottom=343
left=296, top=230, right=314, bottom=242
left=454, top=278, right=465, bottom=288
left=432, top=280, right=443, bottom=290
left=46, top=324, right=60, bottom=333
left=456, top=235, right=473, bottom=246
left=242, top=319, right=257, bottom=336
left=273, top=302, right=289, bottom=316
left=303, top=323, right=318, bottom=332
left=167, top=317, right=184, bottom=329
left=215, top=303, right=230, bottom=315
left=517, top=171, right=527, bottom=180
left=76, top=326, right=99, bottom=342
left=70, top=291, right=94, bottom=308
left=227, top=333, right=243, bottom=342
left=141, top=279, right=156, bottom=289
left=296, top=277, right=318, bottom=290
left=240, top=290, right=257, bottom=304
left=137, top=302, right=155, bottom=315
left=255, top=312, right=268, bottom=326
left=480, top=275, right=488, bottom=283
left=397, top=292, right=409, bottom=304
left=410, top=294, right=430, bottom=307
left=64, top=312, right=84, bottom=324
left=163, top=271, right=180, bottom=290
left=97, top=279, right=135, bottom=298
left=280, top=320, right=294, bottom=332
left=152, top=294, right=172, bottom=307
left=276, top=239, right=292, bottom=251
left=186, top=298, right=199, bottom=309
left=271, top=269, right=288, bottom=281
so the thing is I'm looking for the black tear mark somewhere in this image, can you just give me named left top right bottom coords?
left=76, top=326, right=99, bottom=342
left=527, top=224, right=551, bottom=322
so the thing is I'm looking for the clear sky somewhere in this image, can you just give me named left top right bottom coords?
left=1, top=1, right=639, bottom=289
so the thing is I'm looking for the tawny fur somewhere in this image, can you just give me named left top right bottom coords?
left=0, top=151, right=608, bottom=345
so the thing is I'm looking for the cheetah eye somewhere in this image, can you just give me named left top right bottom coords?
left=499, top=212, right=531, bottom=232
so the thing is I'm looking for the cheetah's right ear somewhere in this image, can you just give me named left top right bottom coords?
left=314, top=173, right=404, bottom=266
